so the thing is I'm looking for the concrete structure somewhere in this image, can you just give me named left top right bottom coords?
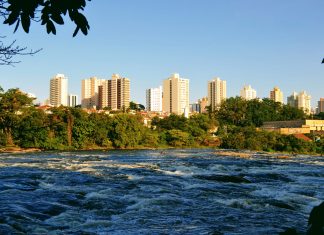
left=146, top=86, right=162, bottom=112
left=162, top=73, right=189, bottom=115
left=81, top=77, right=105, bottom=109
left=270, top=86, right=284, bottom=104
left=208, top=78, right=226, bottom=111
left=287, top=92, right=298, bottom=107
left=190, top=103, right=200, bottom=113
left=98, top=74, right=130, bottom=110
left=50, top=74, right=68, bottom=107
left=68, top=94, right=78, bottom=107
left=240, top=85, right=256, bottom=100
left=287, top=91, right=311, bottom=115
left=317, top=98, right=324, bottom=114
left=261, top=119, right=324, bottom=134
left=199, top=97, right=208, bottom=113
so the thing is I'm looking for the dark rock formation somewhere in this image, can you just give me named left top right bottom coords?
left=194, top=174, right=251, bottom=183
left=307, top=202, right=324, bottom=235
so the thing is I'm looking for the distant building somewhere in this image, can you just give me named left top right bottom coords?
left=287, top=91, right=311, bottom=115
left=98, top=74, right=130, bottom=110
left=81, top=77, right=105, bottom=109
left=240, top=85, right=256, bottom=100
left=190, top=103, right=200, bottom=113
left=270, top=86, right=284, bottom=104
left=262, top=120, right=324, bottom=134
left=68, top=94, right=78, bottom=107
left=287, top=92, right=298, bottom=107
left=317, top=98, right=324, bottom=114
left=207, top=78, right=226, bottom=111
left=146, top=86, right=162, bottom=112
left=162, top=73, right=189, bottom=115
left=50, top=74, right=68, bottom=107
left=199, top=97, right=208, bottom=113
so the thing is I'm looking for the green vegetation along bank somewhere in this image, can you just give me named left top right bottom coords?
left=0, top=87, right=323, bottom=154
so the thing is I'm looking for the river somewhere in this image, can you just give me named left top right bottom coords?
left=0, top=149, right=323, bottom=234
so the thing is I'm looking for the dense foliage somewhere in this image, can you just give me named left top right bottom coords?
left=0, top=87, right=322, bottom=154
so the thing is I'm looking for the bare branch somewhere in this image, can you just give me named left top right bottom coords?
left=0, top=38, right=42, bottom=66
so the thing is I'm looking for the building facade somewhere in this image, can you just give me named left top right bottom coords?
left=162, top=73, right=189, bottom=115
left=287, top=91, right=311, bottom=115
left=240, top=85, right=256, bottom=100
left=81, top=77, right=105, bottom=109
left=207, top=78, right=226, bottom=111
left=146, top=86, right=162, bottom=112
left=270, top=86, right=284, bottom=104
left=98, top=74, right=130, bottom=110
left=317, top=98, right=324, bottom=114
left=198, top=97, right=208, bottom=113
left=50, top=74, right=68, bottom=107
left=68, top=94, right=78, bottom=107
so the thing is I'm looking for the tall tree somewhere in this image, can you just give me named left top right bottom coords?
left=0, top=87, right=34, bottom=146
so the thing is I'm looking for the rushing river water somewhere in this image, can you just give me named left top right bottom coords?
left=0, top=149, right=323, bottom=235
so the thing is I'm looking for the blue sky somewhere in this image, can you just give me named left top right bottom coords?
left=1, top=0, right=324, bottom=107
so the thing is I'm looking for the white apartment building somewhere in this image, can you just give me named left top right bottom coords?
left=50, top=74, right=68, bottom=107
left=240, top=85, right=257, bottom=100
left=146, top=86, right=162, bottom=112
left=68, top=94, right=78, bottom=107
left=208, top=77, right=226, bottom=111
left=162, top=73, right=189, bottom=115
left=287, top=91, right=311, bottom=115
left=81, top=77, right=105, bottom=109
left=270, top=86, right=284, bottom=104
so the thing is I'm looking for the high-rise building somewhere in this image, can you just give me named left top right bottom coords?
left=98, top=74, right=130, bottom=110
left=287, top=92, right=298, bottom=107
left=270, top=86, right=284, bottom=104
left=68, top=94, right=78, bottom=107
left=81, top=77, right=105, bottom=109
left=50, top=74, right=68, bottom=107
left=146, top=86, right=162, bottom=112
left=287, top=91, right=311, bottom=114
left=207, top=78, right=226, bottom=111
left=298, top=91, right=311, bottom=115
left=317, top=98, right=324, bottom=114
left=198, top=97, right=208, bottom=113
left=240, top=85, right=257, bottom=100
left=162, top=73, right=189, bottom=115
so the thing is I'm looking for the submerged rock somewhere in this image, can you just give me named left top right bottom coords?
left=194, top=174, right=251, bottom=183
left=307, top=202, right=324, bottom=235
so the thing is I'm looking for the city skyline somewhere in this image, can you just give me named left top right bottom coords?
left=1, top=1, right=323, bottom=107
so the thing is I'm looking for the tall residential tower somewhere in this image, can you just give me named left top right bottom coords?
left=207, top=78, right=226, bottom=111
left=50, top=74, right=68, bottom=107
left=146, top=86, right=162, bottom=112
left=270, top=86, right=284, bottom=104
left=81, top=77, right=105, bottom=109
left=240, top=85, right=257, bottom=100
left=162, top=73, right=189, bottom=115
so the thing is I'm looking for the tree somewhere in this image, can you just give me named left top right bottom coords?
left=1, top=0, right=91, bottom=65
left=0, top=87, right=34, bottom=146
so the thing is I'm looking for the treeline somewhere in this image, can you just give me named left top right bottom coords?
left=0, top=88, right=323, bottom=153
left=0, top=88, right=216, bottom=150
left=214, top=97, right=323, bottom=154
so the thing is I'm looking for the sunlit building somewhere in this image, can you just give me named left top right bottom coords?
left=50, top=74, right=68, bottom=107
left=146, top=86, right=162, bottom=112
left=240, top=85, right=256, bottom=100
left=162, top=73, right=189, bottom=115
left=81, top=77, right=105, bottom=109
left=68, top=94, right=78, bottom=107
left=317, top=98, right=324, bottom=114
left=287, top=91, right=311, bottom=115
left=208, top=78, right=226, bottom=111
left=270, top=86, right=284, bottom=104
left=98, top=74, right=130, bottom=110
